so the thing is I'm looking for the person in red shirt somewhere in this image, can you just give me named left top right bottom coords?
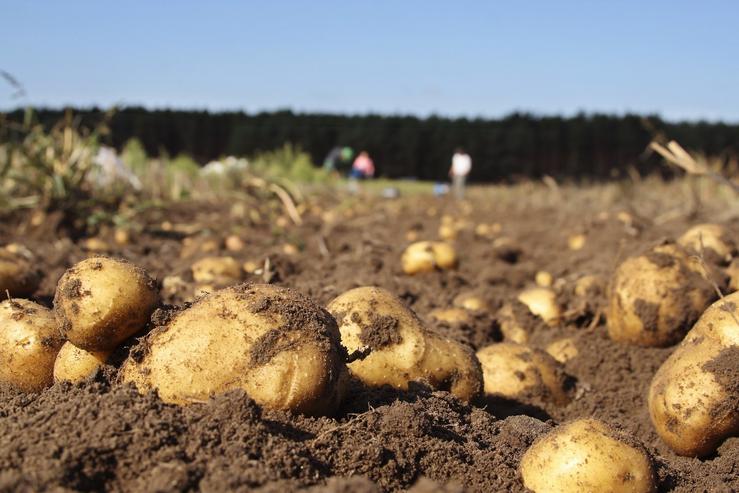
left=351, top=151, right=375, bottom=179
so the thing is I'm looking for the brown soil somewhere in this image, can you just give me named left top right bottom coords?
left=0, top=189, right=737, bottom=492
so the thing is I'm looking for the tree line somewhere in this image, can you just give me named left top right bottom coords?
left=5, top=107, right=739, bottom=181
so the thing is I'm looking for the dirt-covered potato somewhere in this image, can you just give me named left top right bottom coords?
left=0, top=299, right=63, bottom=392
left=545, top=337, right=579, bottom=364
left=122, top=284, right=347, bottom=415
left=191, top=256, right=243, bottom=286
left=496, top=301, right=541, bottom=344
left=678, top=223, right=736, bottom=264
left=0, top=247, right=41, bottom=298
left=648, top=291, right=739, bottom=457
left=520, top=418, right=656, bottom=493
left=476, top=342, right=571, bottom=406
left=607, top=243, right=716, bottom=347
left=53, top=341, right=111, bottom=383
left=327, top=286, right=482, bottom=402
left=518, top=287, right=561, bottom=326
left=401, top=241, right=458, bottom=275
left=574, top=274, right=603, bottom=298
left=54, top=257, right=160, bottom=351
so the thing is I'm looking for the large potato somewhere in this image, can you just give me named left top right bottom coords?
left=327, top=286, right=482, bottom=402
left=648, top=291, right=739, bottom=457
left=401, top=241, right=458, bottom=275
left=678, top=223, right=736, bottom=264
left=477, top=342, right=571, bottom=407
left=0, top=247, right=41, bottom=298
left=0, top=299, right=63, bottom=392
left=53, top=341, right=111, bottom=383
left=54, top=257, right=160, bottom=351
left=122, top=283, right=347, bottom=415
left=607, top=243, right=715, bottom=346
left=520, top=418, right=656, bottom=493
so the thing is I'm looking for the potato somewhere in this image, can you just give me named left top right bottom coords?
left=520, top=418, right=656, bottom=493
left=0, top=248, right=41, bottom=298
left=122, top=283, right=347, bottom=415
left=648, top=291, right=739, bottom=457
left=327, top=286, right=482, bottom=402
left=401, top=241, right=458, bottom=275
left=496, top=302, right=538, bottom=344
left=54, top=257, right=160, bottom=351
left=191, top=256, right=243, bottom=286
left=545, top=337, right=579, bottom=364
left=678, top=223, right=736, bottom=264
left=574, top=274, right=603, bottom=298
left=429, top=307, right=472, bottom=325
left=535, top=271, right=553, bottom=288
left=607, top=243, right=716, bottom=347
left=518, top=288, right=561, bottom=326
left=438, top=223, right=458, bottom=241
left=0, top=299, right=63, bottom=392
left=452, top=292, right=488, bottom=312
left=568, top=233, right=586, bottom=251
left=224, top=235, right=245, bottom=252
left=53, top=341, right=111, bottom=383
left=477, top=342, right=571, bottom=406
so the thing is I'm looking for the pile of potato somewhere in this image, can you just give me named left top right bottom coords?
left=0, top=217, right=736, bottom=491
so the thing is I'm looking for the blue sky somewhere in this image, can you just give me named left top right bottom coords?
left=2, top=1, right=738, bottom=121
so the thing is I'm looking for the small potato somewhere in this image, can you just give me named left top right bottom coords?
left=53, top=341, right=111, bottom=383
left=0, top=248, right=41, bottom=298
left=54, top=257, right=160, bottom=351
left=545, top=337, right=579, bottom=364
left=477, top=342, right=571, bottom=406
left=535, top=271, right=553, bottom=288
left=401, top=241, right=458, bottom=275
left=0, top=299, right=63, bottom=392
left=429, top=307, right=472, bottom=325
left=518, top=288, right=561, bottom=326
left=568, top=233, right=587, bottom=251
left=678, top=223, right=736, bottom=264
left=122, top=284, right=347, bottom=415
left=438, top=223, right=458, bottom=241
left=648, top=291, right=739, bottom=457
left=224, top=235, right=245, bottom=252
left=496, top=302, right=539, bottom=344
left=452, top=292, right=488, bottom=312
left=191, top=256, right=243, bottom=286
left=574, top=274, right=603, bottom=298
left=82, top=237, right=110, bottom=252
left=520, top=418, right=656, bottom=493
left=607, top=243, right=716, bottom=347
left=114, top=228, right=130, bottom=246
left=328, top=287, right=482, bottom=402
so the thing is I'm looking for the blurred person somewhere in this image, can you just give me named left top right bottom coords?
left=449, top=148, right=471, bottom=199
left=351, top=151, right=375, bottom=179
left=323, top=146, right=354, bottom=173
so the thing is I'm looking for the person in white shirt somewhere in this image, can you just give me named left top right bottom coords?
left=449, top=148, right=471, bottom=199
